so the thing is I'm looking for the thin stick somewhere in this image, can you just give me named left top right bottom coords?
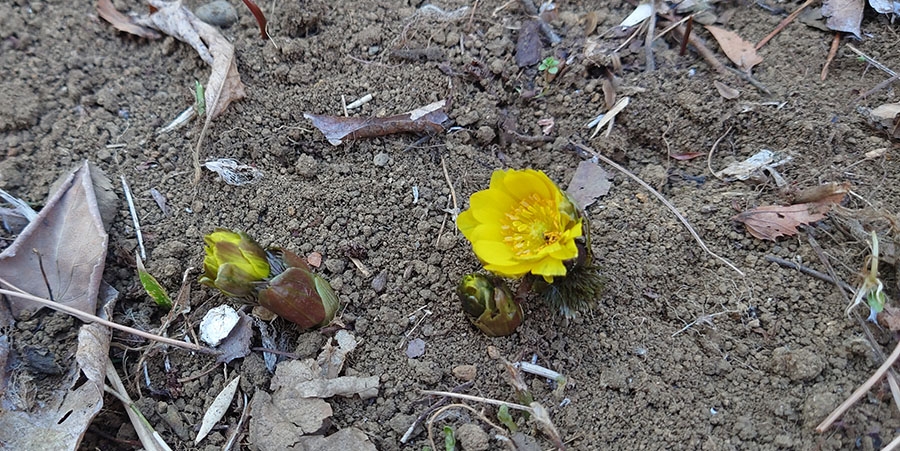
left=401, top=381, right=474, bottom=443
left=846, top=44, right=897, bottom=77
left=707, top=125, right=732, bottom=180
left=421, top=390, right=533, bottom=412
left=670, top=23, right=728, bottom=76
left=426, top=403, right=509, bottom=451
left=679, top=15, right=692, bottom=57
left=821, top=32, right=841, bottom=81
left=644, top=1, right=656, bottom=72
left=121, top=176, right=146, bottom=260
left=883, top=432, right=900, bottom=451
left=440, top=154, right=459, bottom=219
left=853, top=73, right=900, bottom=103
left=817, top=338, right=900, bottom=432
left=764, top=255, right=855, bottom=293
left=755, top=0, right=815, bottom=50
left=0, top=283, right=213, bottom=354
left=572, top=141, right=744, bottom=276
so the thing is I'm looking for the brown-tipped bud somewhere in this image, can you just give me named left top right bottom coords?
left=258, top=267, right=339, bottom=329
left=457, top=274, right=523, bottom=336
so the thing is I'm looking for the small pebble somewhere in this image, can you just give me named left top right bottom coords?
left=371, top=270, right=388, bottom=293
left=456, top=423, right=490, bottom=451
left=195, top=0, right=239, bottom=27
left=452, top=364, right=477, bottom=381
left=406, top=338, right=426, bottom=358
left=373, top=152, right=391, bottom=167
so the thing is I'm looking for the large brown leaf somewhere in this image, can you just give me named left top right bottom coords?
left=0, top=161, right=109, bottom=318
left=733, top=202, right=830, bottom=241
left=705, top=26, right=763, bottom=73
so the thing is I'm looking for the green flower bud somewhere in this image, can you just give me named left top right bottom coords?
left=258, top=248, right=339, bottom=329
left=199, top=229, right=270, bottom=297
left=457, top=274, right=523, bottom=336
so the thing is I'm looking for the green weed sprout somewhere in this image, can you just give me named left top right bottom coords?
left=847, top=231, right=888, bottom=322
left=443, top=426, right=456, bottom=451
left=136, top=255, right=172, bottom=309
left=538, top=56, right=560, bottom=75
left=498, top=404, right=517, bottom=432
left=194, top=80, right=206, bottom=116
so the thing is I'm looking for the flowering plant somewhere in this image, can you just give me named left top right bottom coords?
left=456, top=169, right=583, bottom=282
left=456, top=169, right=603, bottom=322
left=200, top=228, right=339, bottom=329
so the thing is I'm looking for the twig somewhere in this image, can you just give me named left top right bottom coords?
left=426, top=403, right=510, bottom=451
left=670, top=23, right=771, bottom=95
left=0, top=280, right=213, bottom=354
left=853, top=73, right=900, bottom=103
left=671, top=310, right=735, bottom=337
left=121, top=176, right=146, bottom=260
left=707, top=125, right=732, bottom=180
left=763, top=255, right=855, bottom=293
left=817, top=338, right=900, bottom=432
left=401, top=381, right=474, bottom=443
left=644, top=1, right=656, bottom=72
left=679, top=15, right=692, bottom=57
left=821, top=32, right=841, bottom=81
left=440, top=153, right=459, bottom=219
left=223, top=393, right=250, bottom=451
left=571, top=141, right=744, bottom=276
left=755, top=0, right=816, bottom=50
left=421, top=390, right=533, bottom=411
left=846, top=44, right=897, bottom=77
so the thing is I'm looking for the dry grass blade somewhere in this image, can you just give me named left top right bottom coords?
left=196, top=376, right=241, bottom=444
left=105, top=359, right=173, bottom=451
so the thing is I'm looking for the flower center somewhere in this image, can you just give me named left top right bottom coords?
left=502, top=193, right=563, bottom=257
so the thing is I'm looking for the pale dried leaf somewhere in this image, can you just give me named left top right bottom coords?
left=0, top=161, right=108, bottom=318
left=196, top=20, right=246, bottom=119
left=293, top=376, right=380, bottom=399
left=566, top=160, right=612, bottom=210
left=705, top=25, right=763, bottom=72
left=295, top=427, right=378, bottom=451
left=714, top=80, right=740, bottom=99
left=249, top=391, right=332, bottom=450
left=96, top=0, right=161, bottom=39
left=317, top=330, right=357, bottom=379
left=0, top=321, right=113, bottom=450
left=869, top=0, right=900, bottom=14
left=733, top=203, right=832, bottom=241
left=791, top=182, right=850, bottom=205
left=196, top=376, right=240, bottom=444
left=822, top=0, right=864, bottom=37
left=136, top=0, right=213, bottom=64
left=620, top=3, right=654, bottom=27
left=215, top=311, right=253, bottom=364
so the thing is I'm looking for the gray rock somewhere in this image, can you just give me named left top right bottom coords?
left=373, top=152, right=391, bottom=167
left=195, top=1, right=239, bottom=27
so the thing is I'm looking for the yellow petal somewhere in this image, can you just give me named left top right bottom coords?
left=472, top=240, right=517, bottom=265
left=456, top=209, right=480, bottom=238
left=469, top=189, right=514, bottom=223
left=531, top=257, right=567, bottom=278
left=501, top=170, right=551, bottom=201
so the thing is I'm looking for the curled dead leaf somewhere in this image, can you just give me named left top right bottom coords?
left=733, top=201, right=839, bottom=241
left=705, top=25, right=763, bottom=72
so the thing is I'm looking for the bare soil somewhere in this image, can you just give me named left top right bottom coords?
left=3, top=0, right=900, bottom=449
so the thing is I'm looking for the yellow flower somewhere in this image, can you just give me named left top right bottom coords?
left=199, top=229, right=270, bottom=297
left=456, top=169, right=583, bottom=282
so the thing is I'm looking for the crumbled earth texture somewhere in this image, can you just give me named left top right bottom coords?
left=2, top=0, right=900, bottom=449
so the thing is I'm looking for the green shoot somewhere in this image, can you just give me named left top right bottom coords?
left=847, top=231, right=888, bottom=322
left=538, top=57, right=560, bottom=75
left=194, top=80, right=206, bottom=117
left=136, top=255, right=172, bottom=309
left=498, top=404, right=517, bottom=432
left=443, top=426, right=456, bottom=451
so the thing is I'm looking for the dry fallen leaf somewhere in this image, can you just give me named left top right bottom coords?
left=215, top=311, right=253, bottom=364
left=791, top=182, right=850, bottom=205
left=196, top=376, right=241, bottom=444
left=305, top=100, right=449, bottom=146
left=733, top=202, right=833, bottom=241
left=96, top=0, right=161, bottom=39
left=879, top=305, right=900, bottom=331
left=566, top=160, right=612, bottom=210
left=822, top=0, right=864, bottom=37
left=705, top=25, right=763, bottom=72
left=0, top=283, right=117, bottom=450
left=0, top=161, right=109, bottom=318
left=714, top=80, right=741, bottom=99
left=307, top=251, right=323, bottom=268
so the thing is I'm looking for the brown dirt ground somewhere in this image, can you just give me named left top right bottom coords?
left=3, top=0, right=900, bottom=449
